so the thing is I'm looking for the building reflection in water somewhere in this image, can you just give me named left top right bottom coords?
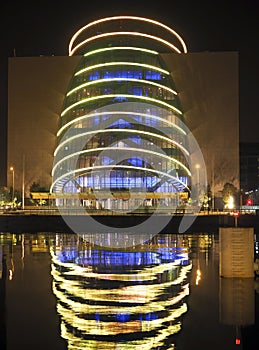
left=50, top=233, right=192, bottom=349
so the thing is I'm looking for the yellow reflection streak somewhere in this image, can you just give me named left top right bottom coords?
left=55, top=296, right=187, bottom=335
left=50, top=246, right=191, bottom=349
left=195, top=269, right=201, bottom=285
left=60, top=320, right=178, bottom=349
left=51, top=250, right=190, bottom=283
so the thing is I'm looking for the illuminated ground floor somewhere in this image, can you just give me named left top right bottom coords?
left=31, top=191, right=189, bottom=211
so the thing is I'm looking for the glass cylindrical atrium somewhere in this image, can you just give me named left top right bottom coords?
left=51, top=16, right=191, bottom=210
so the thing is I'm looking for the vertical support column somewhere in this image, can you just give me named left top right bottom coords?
left=219, top=227, right=254, bottom=278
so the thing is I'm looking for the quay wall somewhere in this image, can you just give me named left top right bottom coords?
left=0, top=214, right=258, bottom=234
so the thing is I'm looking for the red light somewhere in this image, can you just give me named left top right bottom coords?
left=246, top=199, right=252, bottom=205
left=233, top=211, right=239, bottom=217
left=236, top=338, right=241, bottom=345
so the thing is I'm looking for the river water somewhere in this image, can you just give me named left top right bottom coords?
left=0, top=232, right=258, bottom=350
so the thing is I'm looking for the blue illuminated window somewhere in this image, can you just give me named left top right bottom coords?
left=128, top=136, right=141, bottom=145
left=102, top=156, right=113, bottom=165
left=145, top=70, right=161, bottom=80
left=128, top=87, right=142, bottom=96
left=103, top=71, right=115, bottom=78
left=112, top=96, right=128, bottom=102
left=128, top=157, right=143, bottom=166
left=89, top=71, right=100, bottom=80
left=108, top=119, right=132, bottom=128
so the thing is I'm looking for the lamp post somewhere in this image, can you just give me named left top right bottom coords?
left=22, top=155, right=25, bottom=210
left=195, top=164, right=200, bottom=206
left=10, top=166, right=14, bottom=204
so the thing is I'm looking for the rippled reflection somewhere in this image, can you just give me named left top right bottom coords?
left=50, top=234, right=192, bottom=349
left=4, top=232, right=254, bottom=349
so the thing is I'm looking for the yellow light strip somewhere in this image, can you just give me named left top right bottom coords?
left=50, top=164, right=189, bottom=193
left=66, top=78, right=177, bottom=97
left=70, top=31, right=182, bottom=56
left=54, top=128, right=189, bottom=157
left=57, top=111, right=186, bottom=137
left=84, top=46, right=159, bottom=57
left=61, top=94, right=182, bottom=117
left=52, top=146, right=191, bottom=177
left=74, top=61, right=170, bottom=77
left=69, top=16, right=187, bottom=55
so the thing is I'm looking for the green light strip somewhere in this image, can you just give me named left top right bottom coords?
left=84, top=46, right=159, bottom=57
left=61, top=94, right=182, bottom=117
left=66, top=78, right=177, bottom=97
left=74, top=61, right=170, bottom=77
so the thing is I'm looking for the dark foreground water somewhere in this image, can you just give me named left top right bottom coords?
left=0, top=232, right=258, bottom=350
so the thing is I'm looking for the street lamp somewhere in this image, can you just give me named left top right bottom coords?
left=195, top=164, right=200, bottom=205
left=10, top=166, right=14, bottom=204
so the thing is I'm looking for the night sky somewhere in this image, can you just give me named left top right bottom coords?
left=0, top=0, right=258, bottom=185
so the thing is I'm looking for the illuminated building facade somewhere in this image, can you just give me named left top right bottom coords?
left=51, top=16, right=191, bottom=209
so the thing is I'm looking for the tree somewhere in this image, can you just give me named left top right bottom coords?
left=0, top=186, right=11, bottom=205
left=0, top=186, right=21, bottom=208
left=221, top=182, right=238, bottom=208
left=30, top=182, right=48, bottom=192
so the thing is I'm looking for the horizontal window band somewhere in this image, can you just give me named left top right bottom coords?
left=51, top=164, right=189, bottom=193
left=52, top=146, right=191, bottom=177
left=54, top=128, right=189, bottom=158
left=57, top=111, right=186, bottom=137
left=67, top=78, right=177, bottom=97
left=75, top=61, right=170, bottom=77
left=61, top=94, right=182, bottom=117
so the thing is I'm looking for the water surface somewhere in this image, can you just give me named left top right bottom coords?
left=0, top=232, right=258, bottom=349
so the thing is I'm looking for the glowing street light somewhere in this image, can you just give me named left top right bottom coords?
left=227, top=195, right=235, bottom=210
left=10, top=166, right=15, bottom=204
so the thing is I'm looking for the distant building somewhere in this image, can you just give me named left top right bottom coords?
left=7, top=16, right=239, bottom=209
left=240, top=142, right=259, bottom=204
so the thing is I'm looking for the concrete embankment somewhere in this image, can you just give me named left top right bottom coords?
left=0, top=214, right=258, bottom=234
